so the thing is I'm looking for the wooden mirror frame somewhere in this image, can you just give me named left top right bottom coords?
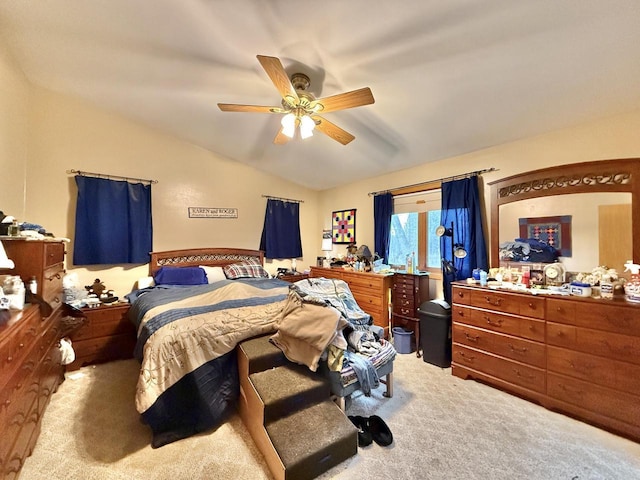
left=488, top=158, right=640, bottom=268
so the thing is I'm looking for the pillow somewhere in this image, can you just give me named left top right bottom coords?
left=199, top=265, right=226, bottom=283
left=223, top=261, right=270, bottom=280
left=137, top=276, right=155, bottom=289
left=153, top=266, right=208, bottom=285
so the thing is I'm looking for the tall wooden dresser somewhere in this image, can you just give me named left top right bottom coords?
left=309, top=266, right=393, bottom=335
left=391, top=272, right=430, bottom=357
left=0, top=238, right=66, bottom=479
left=451, top=282, right=640, bottom=442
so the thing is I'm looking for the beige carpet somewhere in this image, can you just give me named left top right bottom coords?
left=21, top=353, right=640, bottom=480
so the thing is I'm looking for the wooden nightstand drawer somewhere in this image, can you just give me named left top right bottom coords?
left=66, top=303, right=135, bottom=370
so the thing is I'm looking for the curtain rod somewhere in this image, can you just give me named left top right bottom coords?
left=262, top=195, right=304, bottom=204
left=67, top=169, right=158, bottom=184
left=368, top=167, right=497, bottom=196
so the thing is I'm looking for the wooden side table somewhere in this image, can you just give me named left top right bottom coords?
left=391, top=272, right=430, bottom=357
left=66, top=302, right=136, bottom=370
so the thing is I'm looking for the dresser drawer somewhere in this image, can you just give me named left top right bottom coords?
left=547, top=322, right=640, bottom=366
left=452, top=305, right=545, bottom=342
left=547, top=345, right=640, bottom=395
left=453, top=323, right=545, bottom=368
left=393, top=273, right=416, bottom=287
left=0, top=309, right=40, bottom=384
left=393, top=298, right=417, bottom=317
left=351, top=291, right=383, bottom=309
left=0, top=366, right=39, bottom=469
left=452, top=344, right=545, bottom=393
left=41, top=265, right=64, bottom=306
left=452, top=286, right=472, bottom=305
left=71, top=333, right=136, bottom=365
left=342, top=272, right=383, bottom=290
left=72, top=305, right=133, bottom=341
left=42, top=242, right=64, bottom=268
left=469, top=290, right=545, bottom=319
left=548, top=298, right=640, bottom=336
left=547, top=372, right=640, bottom=427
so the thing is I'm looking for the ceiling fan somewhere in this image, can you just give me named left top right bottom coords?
left=218, top=55, right=375, bottom=145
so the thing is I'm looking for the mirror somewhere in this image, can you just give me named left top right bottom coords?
left=489, top=159, right=640, bottom=273
left=499, top=192, right=631, bottom=272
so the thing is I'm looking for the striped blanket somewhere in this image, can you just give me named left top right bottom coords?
left=130, top=279, right=289, bottom=414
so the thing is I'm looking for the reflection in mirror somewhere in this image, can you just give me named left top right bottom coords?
left=499, top=193, right=632, bottom=273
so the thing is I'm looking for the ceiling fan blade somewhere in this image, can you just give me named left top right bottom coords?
left=257, top=55, right=299, bottom=107
left=312, top=116, right=355, bottom=145
left=218, top=103, right=283, bottom=113
left=312, top=87, right=374, bottom=114
left=273, top=128, right=292, bottom=145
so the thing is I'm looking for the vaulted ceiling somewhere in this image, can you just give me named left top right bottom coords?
left=2, top=1, right=640, bottom=190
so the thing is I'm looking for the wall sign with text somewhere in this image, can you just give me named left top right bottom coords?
left=188, top=207, right=238, bottom=218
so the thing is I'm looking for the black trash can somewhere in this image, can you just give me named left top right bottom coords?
left=417, top=299, right=452, bottom=367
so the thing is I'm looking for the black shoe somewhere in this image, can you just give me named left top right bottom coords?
left=369, top=415, right=393, bottom=446
left=348, top=415, right=372, bottom=447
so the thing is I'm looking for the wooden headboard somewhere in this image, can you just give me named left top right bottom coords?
left=148, top=248, right=264, bottom=276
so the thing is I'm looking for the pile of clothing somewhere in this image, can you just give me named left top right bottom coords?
left=499, top=237, right=560, bottom=263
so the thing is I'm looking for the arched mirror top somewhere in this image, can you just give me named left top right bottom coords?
left=488, top=158, right=640, bottom=268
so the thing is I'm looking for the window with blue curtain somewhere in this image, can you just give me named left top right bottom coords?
left=441, top=176, right=488, bottom=304
left=73, top=176, right=153, bottom=265
left=259, top=199, right=303, bottom=259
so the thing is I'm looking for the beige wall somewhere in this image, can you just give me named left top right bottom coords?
left=320, top=110, right=640, bottom=270
left=1, top=47, right=320, bottom=296
left=3, top=34, right=640, bottom=299
left=0, top=42, right=29, bottom=219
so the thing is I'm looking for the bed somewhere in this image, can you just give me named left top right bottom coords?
left=129, top=247, right=395, bottom=448
left=130, top=248, right=290, bottom=447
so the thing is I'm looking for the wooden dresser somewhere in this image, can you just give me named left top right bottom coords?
left=391, top=272, right=430, bottom=357
left=309, top=266, right=393, bottom=334
left=66, top=303, right=135, bottom=371
left=451, top=282, right=640, bottom=442
left=0, top=238, right=66, bottom=479
left=2, top=239, right=65, bottom=309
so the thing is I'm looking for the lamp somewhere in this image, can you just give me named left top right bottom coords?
left=281, top=110, right=315, bottom=139
left=436, top=221, right=467, bottom=276
left=320, top=230, right=332, bottom=267
left=281, top=113, right=296, bottom=138
left=299, top=114, right=315, bottom=139
left=0, top=240, right=15, bottom=269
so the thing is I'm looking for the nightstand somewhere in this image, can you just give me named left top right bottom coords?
left=278, top=273, right=310, bottom=283
left=66, top=302, right=136, bottom=370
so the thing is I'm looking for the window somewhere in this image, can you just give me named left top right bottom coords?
left=389, top=212, right=418, bottom=266
left=388, top=190, right=442, bottom=276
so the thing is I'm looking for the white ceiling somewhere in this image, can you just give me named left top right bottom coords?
left=2, top=1, right=640, bottom=190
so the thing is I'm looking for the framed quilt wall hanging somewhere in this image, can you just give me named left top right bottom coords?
left=519, top=215, right=572, bottom=257
left=332, top=209, right=356, bottom=244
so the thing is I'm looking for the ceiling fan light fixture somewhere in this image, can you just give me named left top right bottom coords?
left=299, top=114, right=315, bottom=139
left=281, top=112, right=296, bottom=138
